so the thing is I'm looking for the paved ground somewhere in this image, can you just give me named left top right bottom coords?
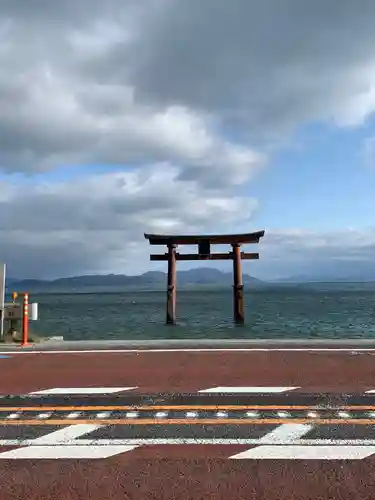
left=1, top=346, right=375, bottom=393
left=1, top=346, right=375, bottom=499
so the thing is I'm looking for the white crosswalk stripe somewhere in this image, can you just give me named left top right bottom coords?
left=230, top=424, right=375, bottom=460
left=29, top=387, right=138, bottom=395
left=199, top=386, right=300, bottom=393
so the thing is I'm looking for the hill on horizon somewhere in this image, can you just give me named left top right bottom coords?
left=6, top=267, right=264, bottom=292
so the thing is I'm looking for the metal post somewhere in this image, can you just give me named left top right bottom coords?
left=21, top=292, right=29, bottom=346
left=232, top=244, right=244, bottom=324
left=166, top=244, right=177, bottom=325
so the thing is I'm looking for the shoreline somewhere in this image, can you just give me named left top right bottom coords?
left=2, top=337, right=375, bottom=352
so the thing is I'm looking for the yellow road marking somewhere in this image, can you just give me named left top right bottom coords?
left=1, top=405, right=375, bottom=411
left=0, top=418, right=375, bottom=425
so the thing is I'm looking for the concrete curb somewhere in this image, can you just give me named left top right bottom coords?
left=1, top=338, right=375, bottom=351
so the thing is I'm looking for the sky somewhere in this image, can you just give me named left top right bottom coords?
left=0, top=0, right=375, bottom=280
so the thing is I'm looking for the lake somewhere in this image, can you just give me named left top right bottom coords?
left=23, top=285, right=375, bottom=340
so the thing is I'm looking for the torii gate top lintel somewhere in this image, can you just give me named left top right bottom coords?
left=144, top=231, right=265, bottom=246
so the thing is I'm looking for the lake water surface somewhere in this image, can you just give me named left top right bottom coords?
left=25, top=285, right=375, bottom=340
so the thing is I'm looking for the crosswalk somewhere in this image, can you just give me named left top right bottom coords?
left=0, top=386, right=375, bottom=461
left=2, top=423, right=375, bottom=460
left=19, top=386, right=301, bottom=395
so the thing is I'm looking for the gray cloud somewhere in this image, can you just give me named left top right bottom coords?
left=0, top=1, right=264, bottom=181
left=0, top=1, right=374, bottom=277
left=121, top=0, right=375, bottom=137
left=2, top=0, right=375, bottom=174
left=0, top=166, right=259, bottom=278
left=254, top=228, right=375, bottom=280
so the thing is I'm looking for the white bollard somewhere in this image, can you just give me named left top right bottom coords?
left=30, top=302, right=38, bottom=321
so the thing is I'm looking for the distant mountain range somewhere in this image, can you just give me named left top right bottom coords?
left=7, top=267, right=375, bottom=294
left=273, top=273, right=375, bottom=283
left=6, top=268, right=264, bottom=292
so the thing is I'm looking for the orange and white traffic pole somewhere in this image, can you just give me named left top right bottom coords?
left=21, top=292, right=29, bottom=346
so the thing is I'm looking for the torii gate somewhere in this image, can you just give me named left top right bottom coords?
left=144, top=231, right=265, bottom=325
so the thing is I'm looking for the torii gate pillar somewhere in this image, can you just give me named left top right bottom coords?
left=166, top=244, right=177, bottom=324
left=232, top=243, right=244, bottom=324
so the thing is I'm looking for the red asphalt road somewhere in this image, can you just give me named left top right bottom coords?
left=0, top=350, right=375, bottom=393
left=1, top=350, right=375, bottom=499
left=1, top=447, right=375, bottom=500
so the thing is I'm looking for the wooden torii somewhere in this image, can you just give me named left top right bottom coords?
left=144, top=231, right=265, bottom=325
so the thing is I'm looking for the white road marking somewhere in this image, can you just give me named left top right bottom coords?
left=125, top=411, right=139, bottom=418
left=30, top=424, right=101, bottom=444
left=216, top=411, right=228, bottom=418
left=230, top=423, right=312, bottom=459
left=95, top=412, right=111, bottom=419
left=29, top=387, right=137, bottom=395
left=0, top=445, right=138, bottom=460
left=230, top=445, right=375, bottom=460
left=230, top=423, right=375, bottom=460
left=246, top=411, right=260, bottom=418
left=155, top=412, right=168, bottom=418
left=307, top=411, right=319, bottom=418
left=36, top=412, right=52, bottom=419
left=277, top=411, right=290, bottom=418
left=258, top=424, right=313, bottom=444
left=3, top=348, right=375, bottom=354
left=66, top=412, right=82, bottom=419
left=199, top=386, right=299, bottom=393
left=0, top=423, right=141, bottom=460
left=338, top=411, right=351, bottom=418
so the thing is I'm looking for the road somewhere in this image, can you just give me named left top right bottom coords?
left=0, top=345, right=375, bottom=499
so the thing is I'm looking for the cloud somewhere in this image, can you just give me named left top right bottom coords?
left=3, top=0, right=375, bottom=173
left=0, top=166, right=258, bottom=278
left=1, top=170, right=374, bottom=280
left=255, top=228, right=375, bottom=280
left=121, top=0, right=375, bottom=135
left=0, top=1, right=375, bottom=277
left=0, top=1, right=264, bottom=182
